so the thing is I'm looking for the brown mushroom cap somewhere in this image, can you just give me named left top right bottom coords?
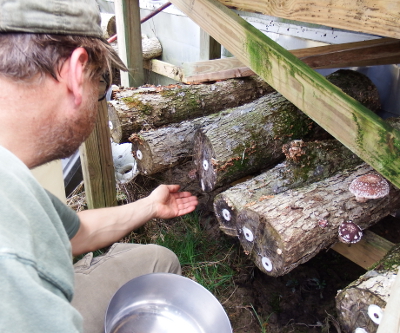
left=338, top=221, right=363, bottom=244
left=349, top=173, right=390, bottom=202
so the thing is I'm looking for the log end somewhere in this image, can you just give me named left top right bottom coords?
left=237, top=208, right=288, bottom=277
left=193, top=129, right=217, bottom=192
left=213, top=194, right=238, bottom=237
left=129, top=134, right=159, bottom=175
left=336, top=280, right=387, bottom=333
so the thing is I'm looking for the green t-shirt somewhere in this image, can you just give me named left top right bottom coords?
left=0, top=146, right=83, bottom=332
left=45, top=189, right=80, bottom=239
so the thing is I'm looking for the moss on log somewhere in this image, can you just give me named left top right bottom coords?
left=214, top=139, right=363, bottom=236
left=108, top=76, right=274, bottom=142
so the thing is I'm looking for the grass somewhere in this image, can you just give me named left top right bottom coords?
left=68, top=183, right=238, bottom=299
left=150, top=212, right=236, bottom=296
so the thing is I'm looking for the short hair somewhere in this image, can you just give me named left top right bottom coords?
left=0, top=33, right=127, bottom=81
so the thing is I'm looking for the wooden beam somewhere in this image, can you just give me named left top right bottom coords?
left=332, top=230, right=395, bottom=270
left=114, top=0, right=144, bottom=87
left=146, top=38, right=400, bottom=84
left=169, top=0, right=400, bottom=189
left=293, top=38, right=400, bottom=69
left=143, top=59, right=185, bottom=82
left=217, top=0, right=400, bottom=39
left=199, top=28, right=222, bottom=61
left=79, top=100, right=117, bottom=209
left=182, top=38, right=400, bottom=82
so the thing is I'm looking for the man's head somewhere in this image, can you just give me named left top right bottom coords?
left=0, top=0, right=126, bottom=167
left=0, top=0, right=126, bottom=82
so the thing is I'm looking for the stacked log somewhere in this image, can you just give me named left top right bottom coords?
left=192, top=69, right=381, bottom=192
left=109, top=71, right=379, bottom=178
left=129, top=101, right=269, bottom=175
left=108, top=76, right=274, bottom=143
left=214, top=139, right=363, bottom=236
left=192, top=92, right=314, bottom=192
left=336, top=244, right=400, bottom=333
left=234, top=163, right=400, bottom=277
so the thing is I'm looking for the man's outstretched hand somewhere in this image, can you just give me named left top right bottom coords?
left=149, top=185, right=199, bottom=219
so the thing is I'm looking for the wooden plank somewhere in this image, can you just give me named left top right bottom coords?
left=143, top=59, right=184, bottom=82
left=377, top=267, right=400, bottom=333
left=332, top=230, right=395, bottom=270
left=217, top=0, right=400, bottom=39
left=182, top=38, right=400, bottom=82
left=199, top=28, right=222, bottom=61
left=79, top=100, right=117, bottom=209
left=114, top=0, right=144, bottom=87
left=293, top=38, right=400, bottom=69
left=169, top=0, right=400, bottom=189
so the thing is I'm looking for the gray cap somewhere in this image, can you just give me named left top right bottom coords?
left=0, top=0, right=103, bottom=38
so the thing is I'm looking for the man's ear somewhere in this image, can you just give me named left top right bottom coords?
left=65, top=48, right=89, bottom=106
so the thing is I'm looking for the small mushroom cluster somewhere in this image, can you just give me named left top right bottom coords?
left=349, top=173, right=390, bottom=203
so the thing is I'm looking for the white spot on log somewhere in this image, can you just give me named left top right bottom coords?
left=136, top=150, right=143, bottom=160
left=201, top=180, right=205, bottom=192
left=262, top=257, right=273, bottom=272
left=203, top=160, right=209, bottom=171
left=109, top=121, right=113, bottom=130
left=242, top=227, right=254, bottom=242
left=354, top=328, right=368, bottom=333
left=222, top=209, right=231, bottom=221
left=368, top=304, right=383, bottom=324
left=277, top=249, right=282, bottom=255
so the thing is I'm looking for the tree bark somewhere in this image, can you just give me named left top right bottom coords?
left=336, top=243, right=400, bottom=333
left=193, top=92, right=315, bottom=192
left=236, top=163, right=400, bottom=277
left=214, top=139, right=363, bottom=237
left=108, top=76, right=274, bottom=142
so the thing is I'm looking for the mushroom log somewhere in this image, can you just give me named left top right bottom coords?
left=108, top=76, right=274, bottom=143
left=129, top=95, right=276, bottom=175
left=336, top=243, right=400, bottom=333
left=236, top=163, right=400, bottom=277
left=194, top=69, right=382, bottom=192
left=193, top=92, right=314, bottom=192
left=214, top=139, right=362, bottom=236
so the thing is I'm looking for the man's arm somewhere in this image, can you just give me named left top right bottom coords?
left=70, top=185, right=198, bottom=256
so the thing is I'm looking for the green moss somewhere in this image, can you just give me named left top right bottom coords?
left=121, top=96, right=153, bottom=115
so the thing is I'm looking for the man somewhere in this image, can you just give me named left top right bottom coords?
left=0, top=0, right=198, bottom=332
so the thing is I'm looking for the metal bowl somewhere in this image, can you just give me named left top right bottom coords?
left=104, top=273, right=232, bottom=333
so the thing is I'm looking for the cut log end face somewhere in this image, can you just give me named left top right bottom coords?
left=237, top=210, right=258, bottom=255
left=130, top=139, right=152, bottom=174
left=213, top=196, right=237, bottom=237
left=336, top=286, right=386, bottom=333
left=194, top=130, right=217, bottom=192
